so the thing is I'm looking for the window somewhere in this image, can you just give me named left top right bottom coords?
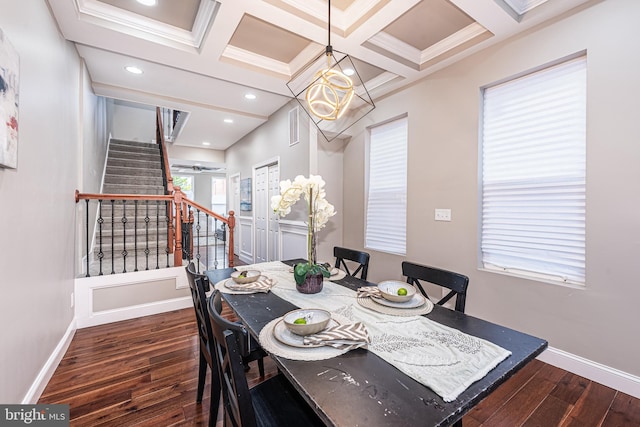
left=211, top=176, right=227, bottom=214
left=480, top=55, right=586, bottom=285
left=173, top=175, right=194, bottom=201
left=365, top=116, right=408, bottom=255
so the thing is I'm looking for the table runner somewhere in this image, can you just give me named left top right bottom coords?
left=239, top=261, right=511, bottom=402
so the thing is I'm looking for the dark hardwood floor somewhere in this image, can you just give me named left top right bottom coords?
left=39, top=307, right=640, bottom=426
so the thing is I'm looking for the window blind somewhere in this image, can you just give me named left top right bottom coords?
left=365, top=117, right=407, bottom=255
left=481, top=56, right=586, bottom=284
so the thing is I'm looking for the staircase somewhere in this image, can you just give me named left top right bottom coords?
left=88, top=139, right=173, bottom=275
left=104, top=139, right=165, bottom=195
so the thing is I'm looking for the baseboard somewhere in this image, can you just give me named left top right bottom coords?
left=23, top=318, right=77, bottom=404
left=537, top=346, right=640, bottom=399
left=77, top=296, right=192, bottom=328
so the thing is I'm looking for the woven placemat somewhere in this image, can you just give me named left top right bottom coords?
left=326, top=269, right=346, bottom=281
left=214, top=277, right=277, bottom=295
left=357, top=296, right=434, bottom=316
left=259, top=313, right=352, bottom=361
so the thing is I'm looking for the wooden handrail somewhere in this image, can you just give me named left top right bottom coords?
left=156, top=107, right=173, bottom=194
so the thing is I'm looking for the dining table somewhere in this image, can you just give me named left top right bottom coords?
left=206, top=260, right=547, bottom=427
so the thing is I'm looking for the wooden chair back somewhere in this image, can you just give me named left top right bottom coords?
left=334, top=246, right=370, bottom=280
left=402, top=261, right=469, bottom=313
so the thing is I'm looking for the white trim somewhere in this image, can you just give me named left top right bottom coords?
left=22, top=319, right=77, bottom=404
left=537, top=346, right=640, bottom=399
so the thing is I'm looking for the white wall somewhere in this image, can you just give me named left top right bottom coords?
left=110, top=102, right=155, bottom=142
left=342, top=0, right=640, bottom=377
left=0, top=0, right=82, bottom=402
left=167, top=144, right=224, bottom=165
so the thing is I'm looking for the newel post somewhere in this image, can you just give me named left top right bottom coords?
left=228, top=210, right=235, bottom=268
left=173, top=189, right=183, bottom=268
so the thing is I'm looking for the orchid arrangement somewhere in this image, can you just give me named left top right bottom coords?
left=271, top=175, right=336, bottom=284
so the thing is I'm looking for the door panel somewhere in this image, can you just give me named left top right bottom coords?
left=268, top=164, right=280, bottom=261
left=254, top=167, right=267, bottom=263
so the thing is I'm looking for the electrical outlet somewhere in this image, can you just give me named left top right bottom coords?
left=435, top=208, right=451, bottom=221
left=70, top=292, right=74, bottom=309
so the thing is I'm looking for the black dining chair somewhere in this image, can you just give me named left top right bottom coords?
left=186, top=263, right=266, bottom=378
left=185, top=264, right=220, bottom=426
left=334, top=246, right=370, bottom=280
left=207, top=292, right=325, bottom=427
left=401, top=261, right=469, bottom=313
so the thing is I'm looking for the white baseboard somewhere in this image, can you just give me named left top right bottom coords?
left=537, top=346, right=640, bottom=399
left=23, top=318, right=77, bottom=404
left=77, top=297, right=192, bottom=329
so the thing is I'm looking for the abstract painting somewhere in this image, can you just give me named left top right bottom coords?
left=0, top=28, right=19, bottom=169
left=240, top=178, right=252, bottom=211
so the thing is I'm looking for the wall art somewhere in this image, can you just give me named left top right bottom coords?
left=0, top=28, right=19, bottom=169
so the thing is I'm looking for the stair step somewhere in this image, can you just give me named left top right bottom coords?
left=110, top=139, right=159, bottom=150
left=109, top=142, right=160, bottom=155
left=106, top=165, right=163, bottom=178
left=102, top=184, right=165, bottom=195
left=104, top=174, right=164, bottom=186
left=108, top=151, right=161, bottom=163
left=107, top=158, right=163, bottom=170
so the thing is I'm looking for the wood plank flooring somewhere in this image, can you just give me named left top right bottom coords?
left=39, top=308, right=640, bottom=426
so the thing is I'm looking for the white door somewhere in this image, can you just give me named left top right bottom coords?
left=268, top=164, right=280, bottom=261
left=254, top=166, right=268, bottom=263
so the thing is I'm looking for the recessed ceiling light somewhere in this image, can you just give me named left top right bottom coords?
left=343, top=68, right=355, bottom=76
left=136, top=0, right=157, bottom=6
left=244, top=93, right=256, bottom=100
left=125, top=66, right=143, bottom=74
left=202, top=142, right=211, bottom=146
left=224, top=119, right=234, bottom=124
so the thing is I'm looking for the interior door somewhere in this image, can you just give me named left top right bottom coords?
left=268, top=164, right=280, bottom=261
left=254, top=166, right=268, bottom=263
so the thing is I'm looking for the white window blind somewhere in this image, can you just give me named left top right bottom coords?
left=366, top=117, right=407, bottom=255
left=481, top=56, right=586, bottom=284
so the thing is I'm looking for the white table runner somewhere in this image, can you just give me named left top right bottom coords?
left=238, top=261, right=511, bottom=402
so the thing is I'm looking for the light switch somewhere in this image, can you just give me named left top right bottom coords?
left=435, top=208, right=451, bottom=221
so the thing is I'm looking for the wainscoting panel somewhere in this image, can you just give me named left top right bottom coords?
left=238, top=216, right=253, bottom=264
left=278, top=220, right=307, bottom=261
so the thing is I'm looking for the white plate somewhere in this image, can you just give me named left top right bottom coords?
left=330, top=268, right=340, bottom=276
left=371, top=292, right=427, bottom=309
left=273, top=318, right=340, bottom=348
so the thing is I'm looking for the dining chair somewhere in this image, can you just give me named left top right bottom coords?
left=186, top=263, right=266, bottom=377
left=185, top=264, right=220, bottom=426
left=333, top=246, right=370, bottom=280
left=207, top=292, right=325, bottom=427
left=401, top=261, right=469, bottom=313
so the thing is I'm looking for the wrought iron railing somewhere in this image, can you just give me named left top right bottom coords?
left=75, top=190, right=235, bottom=277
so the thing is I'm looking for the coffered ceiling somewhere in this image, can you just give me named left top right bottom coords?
left=47, top=0, right=591, bottom=150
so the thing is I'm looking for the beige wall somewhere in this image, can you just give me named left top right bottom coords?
left=0, top=0, right=82, bottom=402
left=342, top=0, right=640, bottom=376
left=225, top=100, right=345, bottom=262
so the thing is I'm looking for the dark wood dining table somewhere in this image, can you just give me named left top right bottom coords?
left=206, top=261, right=547, bottom=427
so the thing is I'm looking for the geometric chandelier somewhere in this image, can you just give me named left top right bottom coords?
left=286, top=0, right=375, bottom=142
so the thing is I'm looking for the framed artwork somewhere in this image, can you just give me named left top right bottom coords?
left=0, top=28, right=19, bottom=169
left=240, top=178, right=252, bottom=211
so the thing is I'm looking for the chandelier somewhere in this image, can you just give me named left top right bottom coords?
left=286, top=0, right=375, bottom=142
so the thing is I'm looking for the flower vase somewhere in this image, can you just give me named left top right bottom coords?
left=296, top=272, right=324, bottom=294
